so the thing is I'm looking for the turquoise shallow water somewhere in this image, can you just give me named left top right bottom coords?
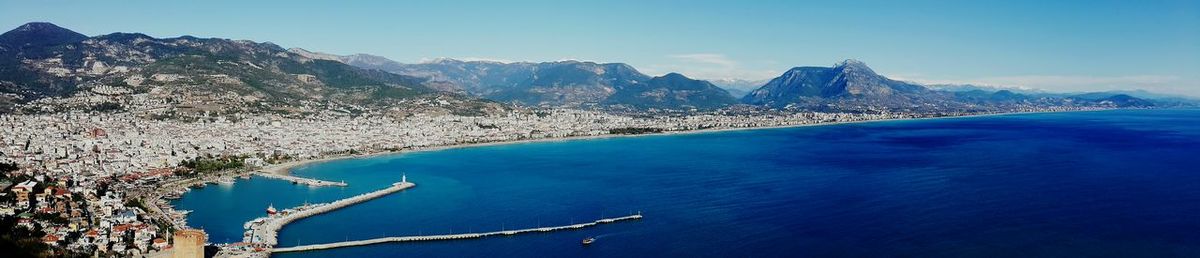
left=174, top=109, right=1200, bottom=257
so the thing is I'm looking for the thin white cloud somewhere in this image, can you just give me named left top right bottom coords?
left=418, top=57, right=516, bottom=63
left=658, top=53, right=779, bottom=81
left=670, top=53, right=738, bottom=68
left=458, top=57, right=516, bottom=63
left=976, top=75, right=1178, bottom=87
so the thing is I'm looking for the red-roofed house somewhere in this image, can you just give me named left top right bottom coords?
left=152, top=238, right=168, bottom=249
left=53, top=188, right=70, bottom=199
left=17, top=218, right=33, bottom=228
left=42, top=235, right=59, bottom=245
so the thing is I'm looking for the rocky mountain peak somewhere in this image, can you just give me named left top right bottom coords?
left=15, top=22, right=59, bottom=31
left=287, top=47, right=342, bottom=61
left=0, top=22, right=88, bottom=48
left=834, top=59, right=876, bottom=75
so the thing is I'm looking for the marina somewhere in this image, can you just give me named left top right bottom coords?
left=242, top=180, right=415, bottom=248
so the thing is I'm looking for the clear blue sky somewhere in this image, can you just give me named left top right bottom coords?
left=2, top=0, right=1198, bottom=95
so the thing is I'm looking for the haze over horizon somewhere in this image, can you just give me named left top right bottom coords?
left=2, top=0, right=1197, bottom=96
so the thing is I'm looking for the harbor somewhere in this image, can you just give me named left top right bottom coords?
left=241, top=179, right=415, bottom=248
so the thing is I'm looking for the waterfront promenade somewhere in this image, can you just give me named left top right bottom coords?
left=243, top=181, right=415, bottom=247
left=271, top=214, right=643, bottom=253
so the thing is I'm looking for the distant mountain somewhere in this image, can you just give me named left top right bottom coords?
left=740, top=60, right=1163, bottom=110
left=604, top=73, right=738, bottom=109
left=951, top=89, right=1034, bottom=103
left=1089, top=94, right=1156, bottom=107
left=1062, top=90, right=1197, bottom=105
left=742, top=60, right=936, bottom=107
left=925, top=84, right=1046, bottom=95
left=930, top=84, right=1193, bottom=104
left=709, top=78, right=769, bottom=98
left=951, top=89, right=1160, bottom=108
left=286, top=48, right=1172, bottom=112
left=932, top=84, right=1186, bottom=107
left=1096, top=90, right=1200, bottom=107
left=287, top=47, right=343, bottom=61
left=723, top=88, right=750, bottom=99
left=304, top=51, right=736, bottom=109
left=0, top=22, right=504, bottom=115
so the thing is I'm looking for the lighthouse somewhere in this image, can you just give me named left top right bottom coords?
left=402, top=173, right=407, bottom=183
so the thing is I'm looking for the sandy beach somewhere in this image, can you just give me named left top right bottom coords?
left=257, top=109, right=1112, bottom=176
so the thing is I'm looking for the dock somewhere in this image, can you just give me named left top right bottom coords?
left=243, top=181, right=415, bottom=247
left=271, top=214, right=642, bottom=253
left=253, top=172, right=348, bottom=187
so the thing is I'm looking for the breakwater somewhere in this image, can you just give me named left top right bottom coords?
left=272, top=214, right=642, bottom=253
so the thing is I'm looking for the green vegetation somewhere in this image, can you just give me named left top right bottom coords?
left=123, top=199, right=146, bottom=211
left=475, top=123, right=500, bottom=129
left=0, top=216, right=86, bottom=257
left=0, top=219, right=51, bottom=258
left=179, top=155, right=247, bottom=173
left=0, top=162, right=17, bottom=180
left=32, top=213, right=67, bottom=225
left=88, top=102, right=124, bottom=112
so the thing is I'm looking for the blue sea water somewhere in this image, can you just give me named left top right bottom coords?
left=173, top=109, right=1200, bottom=257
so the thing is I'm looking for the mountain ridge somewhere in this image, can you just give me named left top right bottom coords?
left=1, top=22, right=1164, bottom=114
left=297, top=50, right=736, bottom=109
left=0, top=22, right=506, bottom=115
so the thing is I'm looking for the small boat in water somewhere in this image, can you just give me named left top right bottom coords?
left=582, top=237, right=595, bottom=245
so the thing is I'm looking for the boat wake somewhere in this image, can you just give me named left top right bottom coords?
left=593, top=232, right=624, bottom=240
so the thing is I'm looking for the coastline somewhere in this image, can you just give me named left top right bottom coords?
left=258, top=108, right=1115, bottom=177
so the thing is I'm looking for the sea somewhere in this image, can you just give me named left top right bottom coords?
left=172, top=109, right=1200, bottom=257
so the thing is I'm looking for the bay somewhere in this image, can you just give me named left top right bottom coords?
left=174, top=109, right=1200, bottom=257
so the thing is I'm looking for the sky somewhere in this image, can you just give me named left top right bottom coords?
left=2, top=0, right=1198, bottom=95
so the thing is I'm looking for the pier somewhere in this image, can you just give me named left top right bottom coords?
left=243, top=181, right=415, bottom=247
left=271, top=214, right=642, bottom=253
left=253, top=172, right=348, bottom=187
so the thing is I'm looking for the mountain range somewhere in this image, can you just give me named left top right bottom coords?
left=0, top=22, right=504, bottom=115
left=0, top=22, right=1182, bottom=115
left=302, top=50, right=1178, bottom=111
left=709, top=78, right=770, bottom=98
left=292, top=49, right=737, bottom=109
